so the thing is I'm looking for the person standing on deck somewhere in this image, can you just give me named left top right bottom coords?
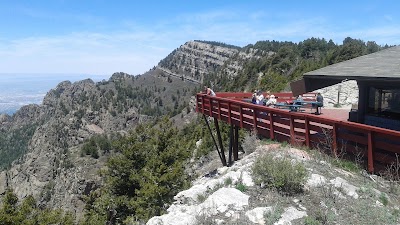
left=251, top=90, right=257, bottom=104
left=256, top=90, right=264, bottom=105
left=315, top=92, right=324, bottom=115
left=204, top=86, right=216, bottom=97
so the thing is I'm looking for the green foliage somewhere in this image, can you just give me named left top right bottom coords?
left=379, top=193, right=389, bottom=206
left=196, top=194, right=206, bottom=203
left=81, top=139, right=99, bottom=159
left=81, top=134, right=112, bottom=158
left=259, top=71, right=288, bottom=92
left=304, top=216, right=321, bottom=225
left=252, top=153, right=307, bottom=195
left=0, top=123, right=38, bottom=170
left=224, top=177, right=233, bottom=186
left=331, top=158, right=360, bottom=172
left=207, top=37, right=387, bottom=93
left=0, top=189, right=74, bottom=225
left=82, top=117, right=193, bottom=222
left=264, top=205, right=283, bottom=225
left=40, top=181, right=56, bottom=202
left=235, top=182, right=247, bottom=192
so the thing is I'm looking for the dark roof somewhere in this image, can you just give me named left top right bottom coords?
left=304, top=45, right=400, bottom=78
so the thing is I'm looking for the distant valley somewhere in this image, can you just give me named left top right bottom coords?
left=0, top=73, right=110, bottom=114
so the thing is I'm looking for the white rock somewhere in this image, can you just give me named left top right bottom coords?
left=375, top=200, right=384, bottom=207
left=316, top=80, right=358, bottom=108
left=215, top=219, right=225, bottom=225
left=146, top=209, right=197, bottom=225
left=195, top=139, right=202, bottom=148
left=225, top=210, right=234, bottom=217
left=174, top=178, right=222, bottom=204
left=275, top=207, right=307, bottom=225
left=174, top=184, right=208, bottom=204
left=221, top=170, right=254, bottom=187
left=330, top=177, right=359, bottom=199
left=246, top=207, right=272, bottom=224
left=240, top=171, right=255, bottom=186
left=305, top=174, right=327, bottom=188
left=199, top=187, right=249, bottom=216
left=217, top=166, right=229, bottom=174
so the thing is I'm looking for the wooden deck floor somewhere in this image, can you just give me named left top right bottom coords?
left=317, top=108, right=350, bottom=121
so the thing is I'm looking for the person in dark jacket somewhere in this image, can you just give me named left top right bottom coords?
left=315, top=92, right=324, bottom=115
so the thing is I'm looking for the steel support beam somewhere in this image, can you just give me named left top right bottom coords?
left=203, top=114, right=227, bottom=166
left=214, top=118, right=227, bottom=166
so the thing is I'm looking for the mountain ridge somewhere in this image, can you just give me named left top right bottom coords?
left=0, top=38, right=387, bottom=221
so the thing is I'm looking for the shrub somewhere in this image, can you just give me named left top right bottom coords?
left=241, top=129, right=259, bottom=154
left=81, top=139, right=99, bottom=159
left=379, top=193, right=389, bottom=206
left=252, top=153, right=307, bottom=195
left=224, top=177, right=233, bottom=186
left=235, top=182, right=247, bottom=192
left=264, top=205, right=283, bottom=224
left=304, top=216, right=321, bottom=225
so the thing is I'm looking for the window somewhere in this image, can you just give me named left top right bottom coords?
left=367, top=87, right=400, bottom=119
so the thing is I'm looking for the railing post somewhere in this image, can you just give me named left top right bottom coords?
left=218, top=101, right=221, bottom=120
left=201, top=96, right=205, bottom=114
left=368, top=131, right=374, bottom=173
left=253, top=109, right=257, bottom=130
left=269, top=112, right=274, bottom=140
left=209, top=97, right=213, bottom=117
left=239, top=107, right=243, bottom=128
left=304, top=117, right=310, bottom=148
left=228, top=102, right=231, bottom=124
left=332, top=124, right=338, bottom=157
left=290, top=115, right=295, bottom=145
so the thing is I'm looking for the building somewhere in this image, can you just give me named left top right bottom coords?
left=291, top=45, right=400, bottom=131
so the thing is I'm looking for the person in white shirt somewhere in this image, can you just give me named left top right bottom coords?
left=265, top=95, right=277, bottom=107
left=256, top=90, right=264, bottom=105
left=204, top=86, right=216, bottom=97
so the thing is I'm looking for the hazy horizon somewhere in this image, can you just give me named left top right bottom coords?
left=0, top=73, right=111, bottom=115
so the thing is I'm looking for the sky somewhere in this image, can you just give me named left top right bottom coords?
left=0, top=0, right=399, bottom=76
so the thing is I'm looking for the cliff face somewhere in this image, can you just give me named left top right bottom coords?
left=0, top=70, right=200, bottom=217
left=0, top=76, right=144, bottom=216
left=2, top=40, right=248, bottom=215
left=157, top=40, right=261, bottom=83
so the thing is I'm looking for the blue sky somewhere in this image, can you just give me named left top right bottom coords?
left=0, top=0, right=399, bottom=75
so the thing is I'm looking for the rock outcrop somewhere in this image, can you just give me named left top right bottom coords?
left=1, top=75, right=144, bottom=216
left=146, top=143, right=399, bottom=225
left=158, top=41, right=262, bottom=83
left=0, top=70, right=200, bottom=216
left=315, top=80, right=359, bottom=109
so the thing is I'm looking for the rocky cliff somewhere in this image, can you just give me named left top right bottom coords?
left=158, top=40, right=262, bottom=83
left=0, top=70, right=199, bottom=217
left=1, top=40, right=248, bottom=217
left=147, top=141, right=400, bottom=225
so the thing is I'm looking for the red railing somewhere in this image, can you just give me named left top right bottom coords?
left=196, top=92, right=400, bottom=173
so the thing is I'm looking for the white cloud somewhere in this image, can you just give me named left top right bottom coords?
left=0, top=31, right=170, bottom=75
left=1, top=7, right=399, bottom=75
